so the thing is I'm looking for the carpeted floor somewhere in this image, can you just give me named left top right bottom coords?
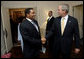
left=10, top=41, right=83, bottom=58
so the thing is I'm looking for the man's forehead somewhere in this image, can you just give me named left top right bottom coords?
left=58, top=5, right=62, bottom=8
left=30, top=9, right=35, bottom=12
left=57, top=6, right=62, bottom=10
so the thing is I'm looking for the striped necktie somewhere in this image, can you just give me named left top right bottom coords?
left=61, top=18, right=65, bottom=35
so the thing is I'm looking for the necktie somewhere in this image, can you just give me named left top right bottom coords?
left=61, top=18, right=65, bottom=35
left=32, top=21, right=39, bottom=32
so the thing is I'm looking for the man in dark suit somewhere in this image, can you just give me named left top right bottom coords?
left=20, top=8, right=46, bottom=58
left=46, top=11, right=55, bottom=53
left=46, top=11, right=55, bottom=35
left=43, top=4, right=80, bottom=58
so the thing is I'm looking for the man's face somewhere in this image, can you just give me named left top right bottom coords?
left=57, top=6, right=65, bottom=16
left=48, top=11, right=52, bottom=17
left=27, top=9, right=36, bottom=20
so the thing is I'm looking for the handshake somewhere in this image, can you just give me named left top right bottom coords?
left=41, top=37, right=46, bottom=44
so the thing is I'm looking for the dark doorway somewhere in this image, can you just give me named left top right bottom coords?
left=9, top=8, right=25, bottom=46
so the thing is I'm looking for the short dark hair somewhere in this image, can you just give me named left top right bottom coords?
left=25, top=8, right=33, bottom=17
left=49, top=11, right=52, bottom=13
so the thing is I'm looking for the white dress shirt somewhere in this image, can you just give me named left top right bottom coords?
left=61, top=15, right=69, bottom=29
left=26, top=18, right=39, bottom=32
left=48, top=16, right=53, bottom=21
left=18, top=23, right=23, bottom=52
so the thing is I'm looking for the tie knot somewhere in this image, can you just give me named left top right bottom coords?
left=61, top=18, right=65, bottom=22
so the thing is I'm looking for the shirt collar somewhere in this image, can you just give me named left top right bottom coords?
left=62, top=14, right=68, bottom=20
left=49, top=16, right=52, bottom=19
left=48, top=16, right=53, bottom=21
left=26, top=18, right=32, bottom=22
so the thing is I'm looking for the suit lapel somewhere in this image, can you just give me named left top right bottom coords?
left=58, top=17, right=61, bottom=36
left=33, top=21, right=41, bottom=35
left=47, top=17, right=53, bottom=22
left=26, top=19, right=39, bottom=33
left=62, top=15, right=71, bottom=36
left=33, top=20, right=40, bottom=32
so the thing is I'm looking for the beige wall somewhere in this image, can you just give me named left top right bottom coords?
left=1, top=1, right=83, bottom=36
left=73, top=5, right=83, bottom=39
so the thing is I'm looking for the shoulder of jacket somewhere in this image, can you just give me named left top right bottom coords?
left=68, top=15, right=77, bottom=22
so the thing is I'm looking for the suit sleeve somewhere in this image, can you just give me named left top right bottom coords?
left=73, top=18, right=80, bottom=48
left=45, top=18, right=56, bottom=40
left=20, top=24, right=42, bottom=48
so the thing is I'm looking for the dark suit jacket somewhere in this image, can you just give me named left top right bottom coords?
left=45, top=17, right=55, bottom=50
left=20, top=19, right=42, bottom=58
left=46, top=17, right=55, bottom=34
left=45, top=15, right=80, bottom=54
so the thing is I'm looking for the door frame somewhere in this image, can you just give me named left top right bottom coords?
left=73, top=4, right=83, bottom=39
left=1, top=6, right=13, bottom=53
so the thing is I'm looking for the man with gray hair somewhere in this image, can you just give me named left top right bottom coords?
left=42, top=4, right=80, bottom=58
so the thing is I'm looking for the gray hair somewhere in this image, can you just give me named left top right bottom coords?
left=60, top=4, right=69, bottom=13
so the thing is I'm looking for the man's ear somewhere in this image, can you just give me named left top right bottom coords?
left=63, top=10, right=66, bottom=14
left=27, top=14, right=29, bottom=17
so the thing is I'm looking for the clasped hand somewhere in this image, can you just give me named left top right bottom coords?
left=41, top=37, right=46, bottom=44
